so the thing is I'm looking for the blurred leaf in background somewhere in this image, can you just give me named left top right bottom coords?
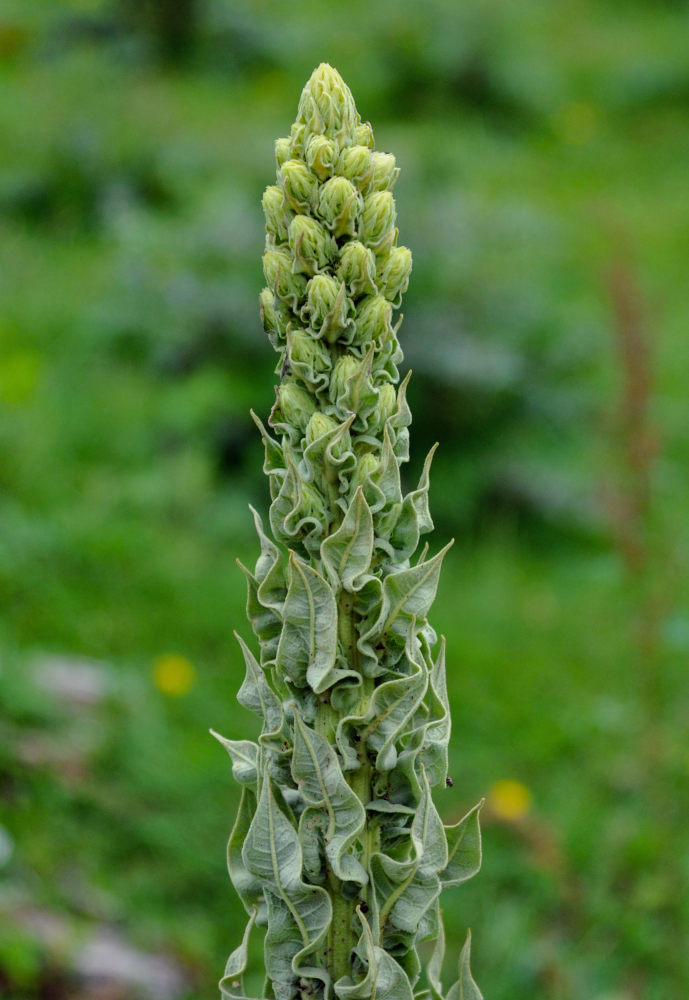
left=1, top=1, right=688, bottom=998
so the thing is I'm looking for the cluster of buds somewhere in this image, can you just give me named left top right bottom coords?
left=215, top=65, right=482, bottom=1000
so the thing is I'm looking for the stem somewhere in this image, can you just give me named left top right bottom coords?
left=323, top=589, right=377, bottom=980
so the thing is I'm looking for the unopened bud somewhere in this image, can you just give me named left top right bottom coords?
left=305, top=411, right=339, bottom=445
left=317, top=176, right=362, bottom=238
left=369, top=152, right=399, bottom=192
left=330, top=355, right=360, bottom=403
left=262, top=185, right=288, bottom=243
left=350, top=451, right=379, bottom=490
left=275, top=137, right=291, bottom=169
left=289, top=122, right=307, bottom=158
left=288, top=328, right=330, bottom=382
left=280, top=159, right=317, bottom=213
left=263, top=248, right=306, bottom=309
left=354, top=294, right=393, bottom=346
left=377, top=245, right=412, bottom=306
left=299, top=480, right=327, bottom=521
left=277, top=380, right=316, bottom=431
left=296, top=63, right=357, bottom=145
left=304, top=274, right=348, bottom=339
left=339, top=144, right=373, bottom=191
left=337, top=240, right=377, bottom=298
left=362, top=191, right=397, bottom=254
left=355, top=122, right=375, bottom=149
left=288, top=215, right=333, bottom=275
left=375, top=383, right=397, bottom=426
left=305, top=135, right=338, bottom=181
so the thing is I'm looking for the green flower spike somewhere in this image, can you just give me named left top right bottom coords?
left=216, top=63, right=483, bottom=1000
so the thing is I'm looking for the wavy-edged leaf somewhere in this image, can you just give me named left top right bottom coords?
left=212, top=732, right=258, bottom=785
left=360, top=630, right=428, bottom=771
left=276, top=553, right=356, bottom=693
left=381, top=727, right=425, bottom=810
left=377, top=541, right=453, bottom=642
left=243, top=779, right=331, bottom=1000
left=250, top=409, right=285, bottom=477
left=417, top=637, right=451, bottom=788
left=321, top=487, right=374, bottom=593
left=249, top=505, right=286, bottom=614
left=446, top=931, right=482, bottom=1000
left=235, top=633, right=283, bottom=730
left=426, top=908, right=445, bottom=1000
left=412, top=768, right=448, bottom=877
left=270, top=453, right=330, bottom=552
left=237, top=561, right=281, bottom=666
left=335, top=910, right=414, bottom=1000
left=371, top=774, right=445, bottom=959
left=291, top=713, right=367, bottom=885
left=390, top=443, right=437, bottom=560
left=227, top=787, right=265, bottom=922
left=441, top=801, right=483, bottom=889
left=369, top=426, right=402, bottom=512
left=220, top=907, right=260, bottom=1000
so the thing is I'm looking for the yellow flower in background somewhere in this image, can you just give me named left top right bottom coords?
left=489, top=779, right=532, bottom=821
left=153, top=653, right=196, bottom=697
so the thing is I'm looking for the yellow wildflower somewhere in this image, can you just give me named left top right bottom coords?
left=152, top=653, right=195, bottom=697
left=489, top=779, right=532, bottom=821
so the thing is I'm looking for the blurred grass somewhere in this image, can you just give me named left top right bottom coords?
left=1, top=1, right=689, bottom=998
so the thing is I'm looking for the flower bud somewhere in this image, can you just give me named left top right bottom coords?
left=288, top=215, right=333, bottom=275
left=362, top=191, right=397, bottom=254
left=275, top=137, right=291, bottom=168
left=262, top=185, right=288, bottom=243
left=354, top=294, right=393, bottom=346
left=305, top=134, right=338, bottom=181
left=305, top=411, right=339, bottom=445
left=355, top=122, right=375, bottom=149
left=329, top=355, right=360, bottom=403
left=263, top=248, right=306, bottom=309
left=299, top=480, right=327, bottom=521
left=369, top=152, right=399, bottom=192
left=296, top=63, right=357, bottom=145
left=304, top=274, right=348, bottom=340
left=337, top=240, right=377, bottom=298
left=277, top=380, right=316, bottom=432
left=339, top=144, right=373, bottom=191
left=288, top=328, right=330, bottom=385
left=289, top=121, right=307, bottom=158
left=374, top=383, right=397, bottom=426
left=377, top=245, right=412, bottom=306
left=349, top=451, right=379, bottom=491
left=280, top=159, right=317, bottom=213
left=316, top=176, right=362, bottom=239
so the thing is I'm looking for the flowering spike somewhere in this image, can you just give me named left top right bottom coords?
left=218, top=66, right=483, bottom=1000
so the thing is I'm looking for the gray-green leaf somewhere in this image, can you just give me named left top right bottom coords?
left=291, top=712, right=367, bottom=884
left=321, top=487, right=374, bottom=592
left=212, top=732, right=259, bottom=785
left=219, top=908, right=260, bottom=1000
left=243, top=779, right=331, bottom=1000
left=446, top=931, right=482, bottom=1000
left=276, top=553, right=340, bottom=691
left=440, top=801, right=483, bottom=889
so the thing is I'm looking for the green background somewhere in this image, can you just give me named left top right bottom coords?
left=1, top=1, right=688, bottom=998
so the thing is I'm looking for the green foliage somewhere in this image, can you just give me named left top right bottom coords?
left=216, top=66, right=481, bottom=1000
